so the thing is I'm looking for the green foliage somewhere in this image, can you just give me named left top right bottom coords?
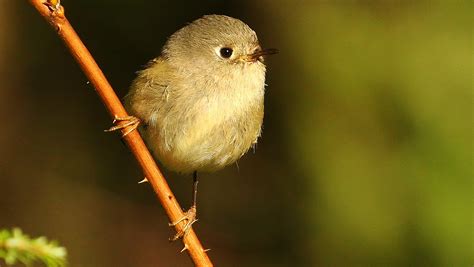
left=0, top=228, right=67, bottom=267
left=265, top=1, right=472, bottom=265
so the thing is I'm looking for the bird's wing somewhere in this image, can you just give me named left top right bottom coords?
left=124, top=57, right=173, bottom=125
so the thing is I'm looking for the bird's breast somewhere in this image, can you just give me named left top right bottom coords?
left=155, top=65, right=266, bottom=173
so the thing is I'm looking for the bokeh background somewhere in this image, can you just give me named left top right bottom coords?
left=1, top=1, right=472, bottom=266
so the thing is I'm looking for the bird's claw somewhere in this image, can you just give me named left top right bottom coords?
left=105, top=115, right=140, bottom=137
left=169, top=206, right=198, bottom=241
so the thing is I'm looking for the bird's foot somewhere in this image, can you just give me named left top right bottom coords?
left=169, top=205, right=198, bottom=241
left=104, top=115, right=140, bottom=137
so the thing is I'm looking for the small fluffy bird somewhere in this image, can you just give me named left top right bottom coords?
left=109, top=15, right=276, bottom=239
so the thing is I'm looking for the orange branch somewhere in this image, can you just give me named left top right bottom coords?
left=28, top=1, right=212, bottom=266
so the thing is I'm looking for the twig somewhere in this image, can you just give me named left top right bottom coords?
left=27, top=1, right=213, bottom=266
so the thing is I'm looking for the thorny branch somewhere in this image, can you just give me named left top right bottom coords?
left=28, top=0, right=213, bottom=266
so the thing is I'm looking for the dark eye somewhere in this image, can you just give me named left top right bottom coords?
left=219, top=47, right=233, bottom=58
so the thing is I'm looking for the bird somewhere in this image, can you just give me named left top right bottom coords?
left=107, top=14, right=277, bottom=240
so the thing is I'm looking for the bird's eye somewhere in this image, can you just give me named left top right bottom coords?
left=219, top=47, right=233, bottom=58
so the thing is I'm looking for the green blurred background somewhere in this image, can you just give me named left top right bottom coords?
left=1, top=1, right=472, bottom=266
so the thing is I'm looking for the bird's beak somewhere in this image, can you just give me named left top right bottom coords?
left=242, top=48, right=279, bottom=62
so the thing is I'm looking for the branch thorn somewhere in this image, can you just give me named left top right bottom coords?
left=138, top=177, right=148, bottom=184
